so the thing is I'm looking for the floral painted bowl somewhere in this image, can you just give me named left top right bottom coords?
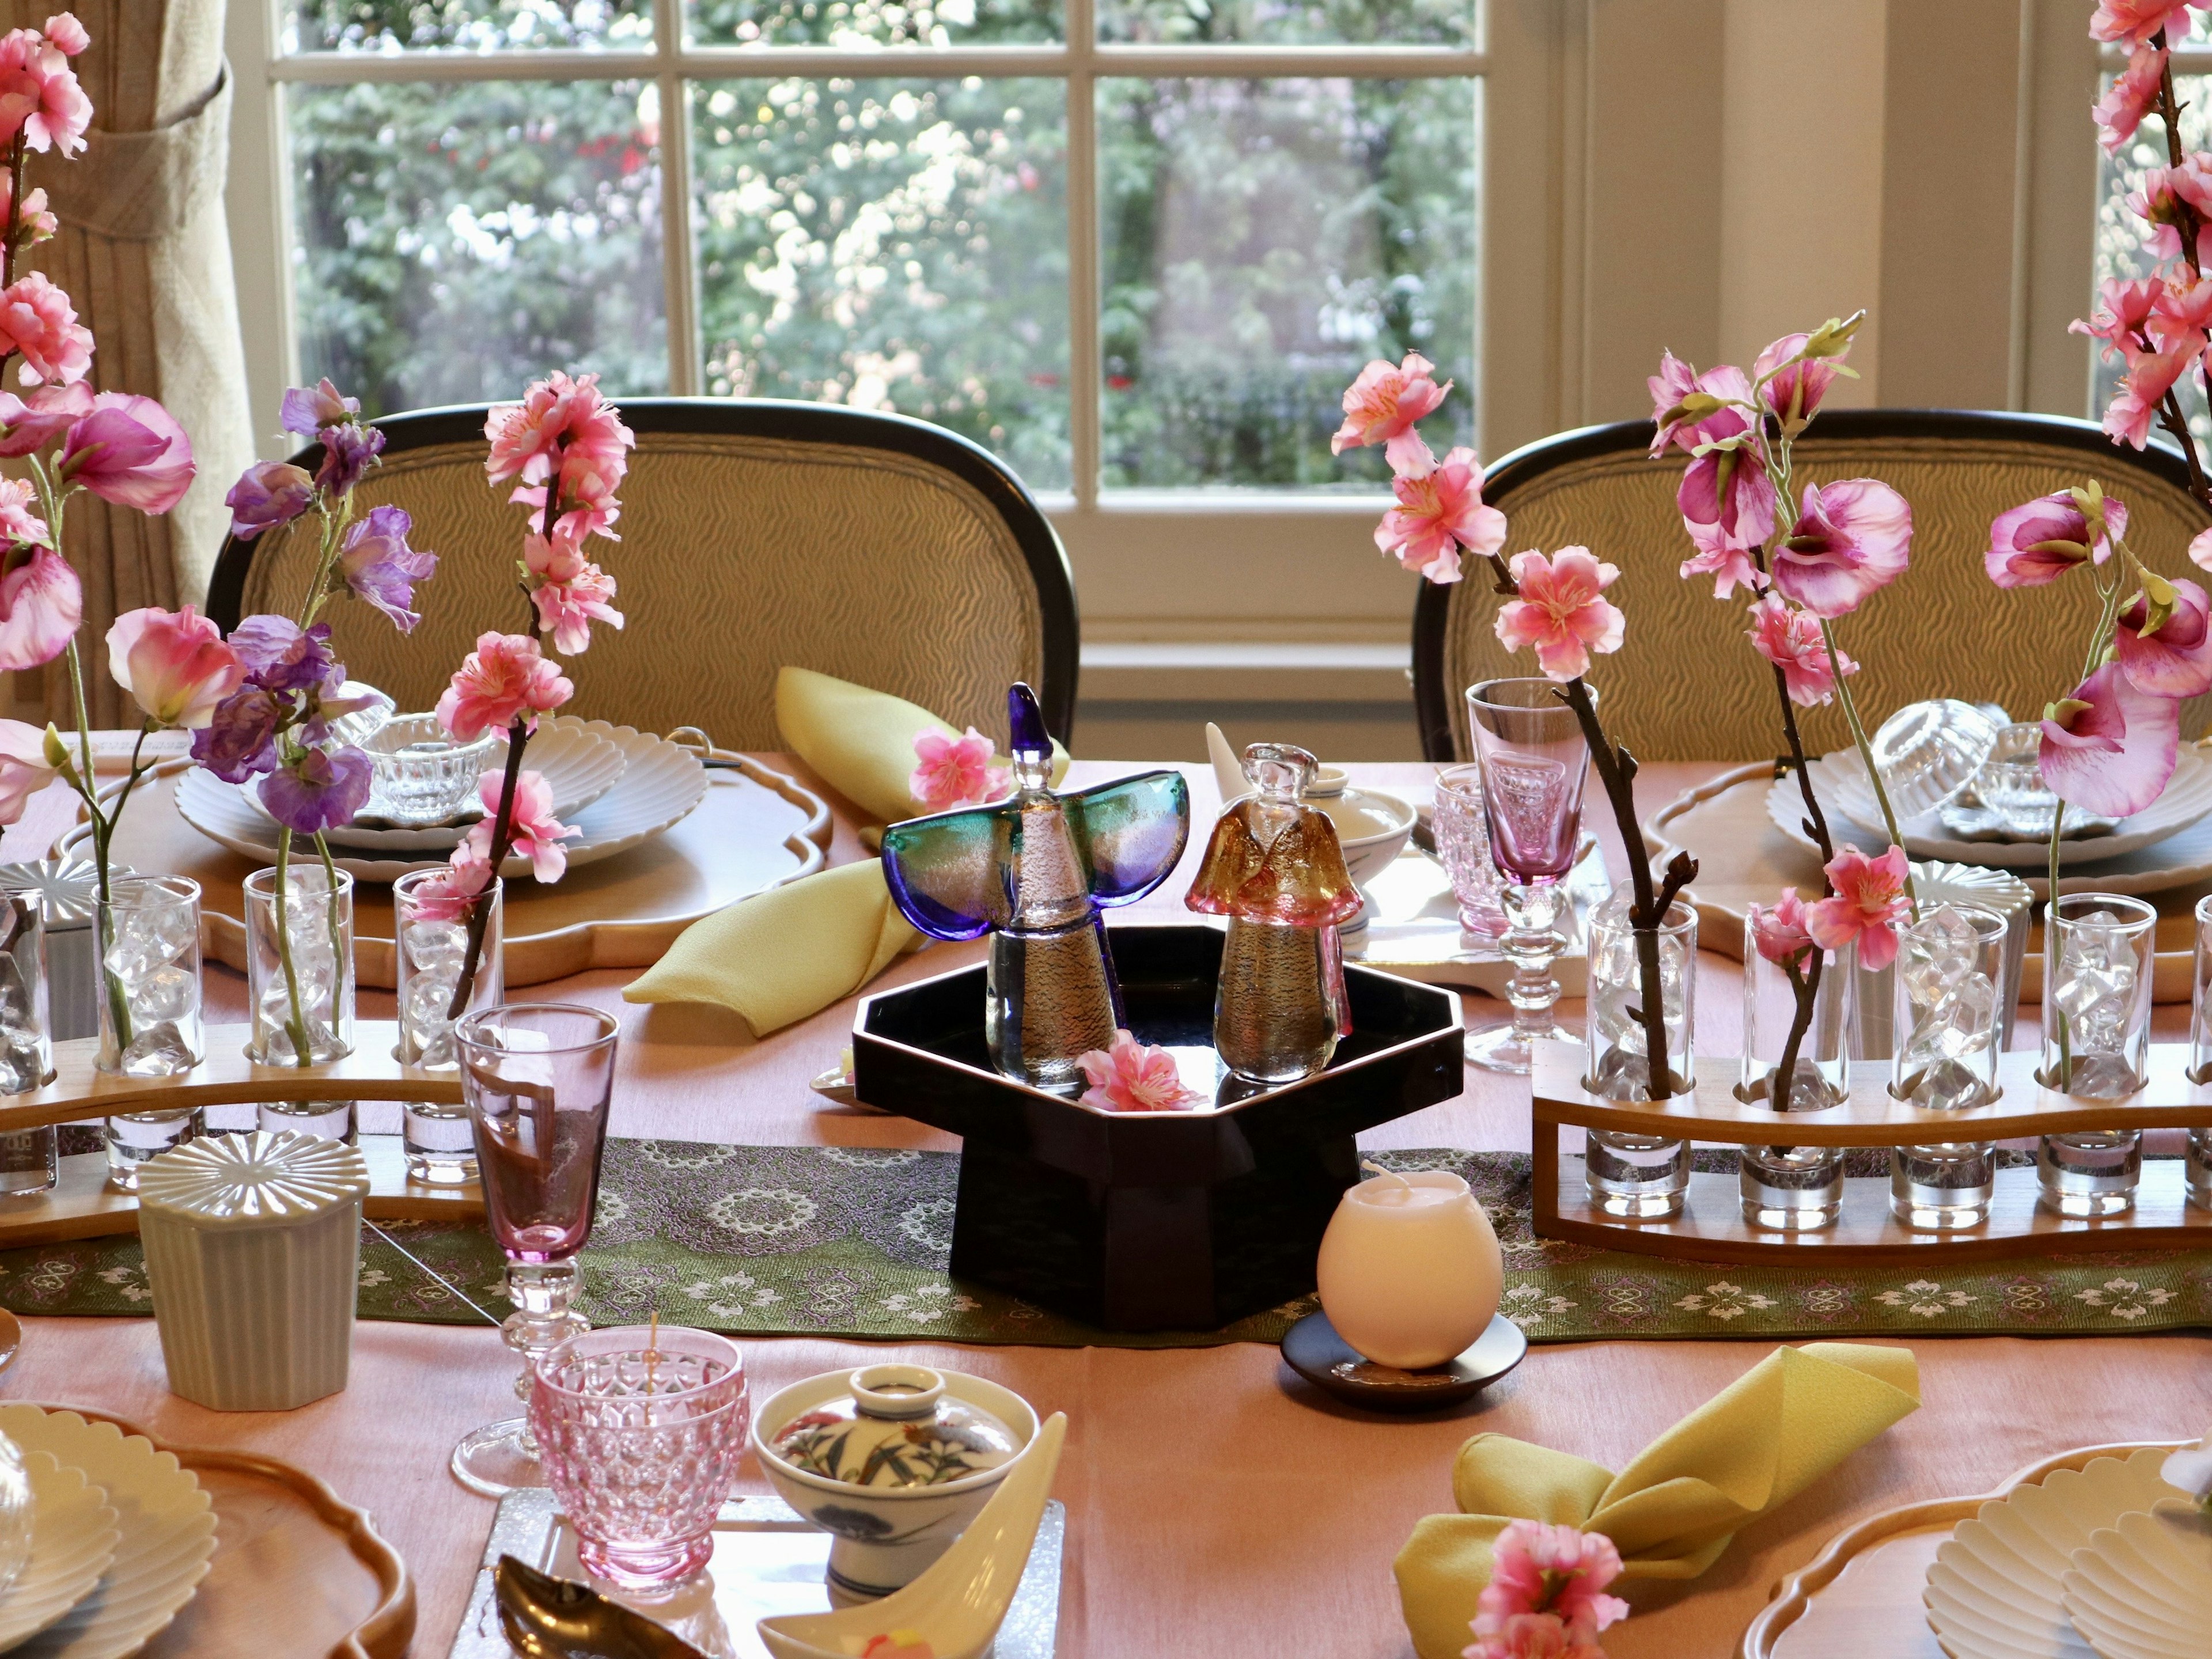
left=751, top=1365, right=1039, bottom=1601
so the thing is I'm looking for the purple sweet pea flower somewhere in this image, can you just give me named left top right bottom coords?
left=191, top=688, right=281, bottom=783
left=224, top=460, right=315, bottom=542
left=279, top=379, right=359, bottom=438
left=314, top=422, right=384, bottom=497
left=229, top=615, right=341, bottom=695
left=337, top=505, right=435, bottom=632
left=258, top=744, right=372, bottom=834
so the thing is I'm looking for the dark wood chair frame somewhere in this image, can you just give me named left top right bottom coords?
left=206, top=396, right=1085, bottom=741
left=1410, top=407, right=2200, bottom=762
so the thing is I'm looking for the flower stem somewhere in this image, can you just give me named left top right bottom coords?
left=271, top=828, right=313, bottom=1067
left=445, top=719, right=529, bottom=1023
left=1818, top=618, right=1919, bottom=918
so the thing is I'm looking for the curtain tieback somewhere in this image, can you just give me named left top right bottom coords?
left=40, top=61, right=231, bottom=243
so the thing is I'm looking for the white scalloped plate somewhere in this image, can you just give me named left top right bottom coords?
left=1923, top=1446, right=2181, bottom=1659
left=0, top=1405, right=215, bottom=1659
left=0, top=1453, right=118, bottom=1653
left=2061, top=1501, right=2212, bottom=1659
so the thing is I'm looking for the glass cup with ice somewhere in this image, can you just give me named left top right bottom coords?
left=96, top=874, right=206, bottom=1190
left=393, top=867, right=503, bottom=1184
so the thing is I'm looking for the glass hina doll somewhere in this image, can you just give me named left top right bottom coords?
left=1187, top=743, right=1359, bottom=1084
left=880, top=683, right=1190, bottom=1092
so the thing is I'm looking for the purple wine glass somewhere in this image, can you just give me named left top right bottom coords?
left=1463, top=679, right=1594, bottom=1074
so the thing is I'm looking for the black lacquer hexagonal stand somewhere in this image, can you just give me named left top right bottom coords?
left=851, top=924, right=1464, bottom=1332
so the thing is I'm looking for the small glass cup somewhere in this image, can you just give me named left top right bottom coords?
left=1432, top=763, right=1506, bottom=936
left=2187, top=894, right=2212, bottom=1212
left=451, top=1002, right=620, bottom=1498
left=363, top=713, right=498, bottom=826
left=2039, top=892, right=2156, bottom=1217
left=0, top=895, right=54, bottom=1199
left=1737, top=934, right=1854, bottom=1232
left=1889, top=903, right=2008, bottom=1230
left=245, top=862, right=358, bottom=1141
left=531, top=1326, right=749, bottom=1588
left=1869, top=699, right=1998, bottom=819
left=394, top=870, right=505, bottom=1184
left=97, top=875, right=204, bottom=1190
left=1464, top=679, right=1593, bottom=1074
left=1584, top=889, right=1696, bottom=1218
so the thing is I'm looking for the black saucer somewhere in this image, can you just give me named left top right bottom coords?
left=1281, top=1310, right=1528, bottom=1414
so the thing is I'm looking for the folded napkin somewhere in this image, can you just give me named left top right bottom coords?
left=1393, top=1341, right=1919, bottom=1659
left=623, top=858, right=921, bottom=1037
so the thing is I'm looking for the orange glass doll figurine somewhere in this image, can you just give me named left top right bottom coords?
left=1186, top=743, right=1360, bottom=1084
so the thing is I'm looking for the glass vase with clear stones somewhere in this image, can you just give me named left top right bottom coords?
left=0, top=895, right=54, bottom=1199
left=244, top=862, right=357, bottom=1142
left=96, top=875, right=206, bottom=1191
left=1584, top=888, right=1695, bottom=1218
left=2187, top=893, right=2212, bottom=1211
left=1889, top=903, right=2007, bottom=1230
left=1737, top=930, right=1853, bottom=1231
left=2039, top=893, right=2156, bottom=1217
left=393, top=870, right=503, bottom=1183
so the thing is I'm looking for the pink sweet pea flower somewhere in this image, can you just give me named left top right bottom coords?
left=1495, top=548, right=1625, bottom=681
left=57, top=393, right=196, bottom=513
left=2073, top=278, right=2162, bottom=362
left=0, top=478, right=45, bottom=548
left=0, top=380, right=83, bottom=459
left=1806, top=844, right=1911, bottom=972
left=2103, top=339, right=2196, bottom=448
left=1750, top=888, right=1818, bottom=967
left=1376, top=437, right=1507, bottom=584
left=2191, top=524, right=2212, bottom=570
left=1648, top=358, right=1752, bottom=458
left=2040, top=661, right=2181, bottom=817
left=0, top=27, right=89, bottom=157
left=522, top=529, right=622, bottom=654
left=1986, top=492, right=2126, bottom=588
left=1646, top=350, right=1700, bottom=456
left=1753, top=332, right=1843, bottom=431
left=459, top=770, right=576, bottom=882
left=2096, top=43, right=2169, bottom=153
left=1678, top=520, right=1766, bottom=600
left=107, top=605, right=244, bottom=730
left=909, top=726, right=1010, bottom=813
left=436, top=631, right=574, bottom=741
left=0, top=272, right=86, bottom=386
left=1746, top=593, right=1854, bottom=707
left=0, top=717, right=53, bottom=824
left=1076, top=1030, right=1203, bottom=1113
left=0, top=544, right=76, bottom=670
left=2090, top=0, right=2192, bottom=47
left=2115, top=577, right=2212, bottom=698
left=1677, top=442, right=1777, bottom=556
left=1332, top=351, right=1451, bottom=464
left=1769, top=479, right=1912, bottom=618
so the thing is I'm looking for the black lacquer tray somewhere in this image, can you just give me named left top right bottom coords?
left=852, top=924, right=1464, bottom=1331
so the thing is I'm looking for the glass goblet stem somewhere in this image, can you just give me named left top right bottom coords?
left=1500, top=881, right=1567, bottom=1044
left=502, top=1259, right=588, bottom=1426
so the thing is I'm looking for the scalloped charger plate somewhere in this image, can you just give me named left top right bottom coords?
left=2060, top=1499, right=2212, bottom=1659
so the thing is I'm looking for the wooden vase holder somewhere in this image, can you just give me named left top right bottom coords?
left=1530, top=1037, right=2212, bottom=1264
left=0, top=1020, right=480, bottom=1248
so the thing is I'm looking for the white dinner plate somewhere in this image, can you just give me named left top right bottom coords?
left=171, top=718, right=709, bottom=882
left=0, top=1406, right=215, bottom=1659
left=0, top=1453, right=118, bottom=1654
left=2061, top=1500, right=2212, bottom=1659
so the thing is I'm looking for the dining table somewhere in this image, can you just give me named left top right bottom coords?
left=0, top=748, right=2205, bottom=1659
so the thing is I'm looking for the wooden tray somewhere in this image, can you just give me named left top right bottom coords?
left=1741, top=1439, right=2187, bottom=1658
left=41, top=1404, right=416, bottom=1659
left=62, top=752, right=831, bottom=990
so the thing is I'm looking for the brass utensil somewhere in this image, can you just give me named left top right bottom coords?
left=494, top=1556, right=708, bottom=1659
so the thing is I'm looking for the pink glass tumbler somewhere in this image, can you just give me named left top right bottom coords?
left=1464, top=679, right=1593, bottom=1074
left=532, top=1325, right=750, bottom=1588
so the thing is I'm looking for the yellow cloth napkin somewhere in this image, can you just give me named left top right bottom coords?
left=1393, top=1342, right=1919, bottom=1659
left=622, top=858, right=921, bottom=1036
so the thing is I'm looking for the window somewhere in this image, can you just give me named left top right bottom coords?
left=229, top=0, right=1484, bottom=517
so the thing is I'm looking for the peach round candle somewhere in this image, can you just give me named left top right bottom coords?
left=1315, top=1167, right=1502, bottom=1369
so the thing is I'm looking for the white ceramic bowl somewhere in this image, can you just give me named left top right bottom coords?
left=750, top=1367, right=1039, bottom=1600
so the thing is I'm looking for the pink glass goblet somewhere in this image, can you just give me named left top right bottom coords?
left=1463, top=679, right=1593, bottom=1074
left=450, top=1001, right=620, bottom=1498
left=532, top=1326, right=750, bottom=1589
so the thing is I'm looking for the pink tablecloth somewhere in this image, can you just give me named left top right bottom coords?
left=3, top=759, right=2206, bottom=1659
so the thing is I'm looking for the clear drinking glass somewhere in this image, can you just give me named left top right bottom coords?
left=97, top=875, right=204, bottom=1190
left=1432, top=763, right=1506, bottom=936
left=362, top=714, right=497, bottom=827
left=451, top=1002, right=620, bottom=1498
left=2039, top=892, right=2157, bottom=1217
left=1737, top=935, right=1854, bottom=1232
left=394, top=870, right=504, bottom=1184
left=0, top=895, right=54, bottom=1199
left=1890, top=903, right=2008, bottom=1230
left=1463, top=679, right=1593, bottom=1074
left=1584, top=889, right=1695, bottom=1219
left=244, top=862, right=357, bottom=1141
left=1868, top=699, right=1999, bottom=818
left=2187, top=893, right=2212, bottom=1213
left=531, top=1326, right=750, bottom=1589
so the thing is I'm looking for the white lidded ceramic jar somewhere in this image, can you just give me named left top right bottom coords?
left=136, top=1130, right=370, bottom=1411
left=1315, top=1169, right=1503, bottom=1369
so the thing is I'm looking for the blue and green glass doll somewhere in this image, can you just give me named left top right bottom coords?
left=880, top=684, right=1190, bottom=1091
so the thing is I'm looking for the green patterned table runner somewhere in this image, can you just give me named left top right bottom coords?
left=6, top=1142, right=2207, bottom=1345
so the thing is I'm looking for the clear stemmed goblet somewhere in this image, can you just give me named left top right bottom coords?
left=449, top=1001, right=620, bottom=1498
left=1463, top=679, right=1593, bottom=1073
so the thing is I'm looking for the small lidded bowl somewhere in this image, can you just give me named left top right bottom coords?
left=751, top=1363, right=1037, bottom=1600
left=359, top=713, right=497, bottom=828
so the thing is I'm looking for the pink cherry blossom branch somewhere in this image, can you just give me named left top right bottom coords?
left=2148, top=35, right=2212, bottom=513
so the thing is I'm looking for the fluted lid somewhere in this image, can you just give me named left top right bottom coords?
left=136, top=1131, right=370, bottom=1228
left=0, top=859, right=122, bottom=930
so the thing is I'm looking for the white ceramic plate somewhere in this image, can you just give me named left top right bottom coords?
left=0, top=1406, right=215, bottom=1659
left=172, top=718, right=709, bottom=882
left=0, top=1454, right=118, bottom=1653
left=2061, top=1500, right=2212, bottom=1659
left=1923, top=1446, right=2180, bottom=1659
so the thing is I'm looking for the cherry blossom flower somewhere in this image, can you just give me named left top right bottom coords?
left=0, top=545, right=77, bottom=670
left=259, top=744, right=371, bottom=835
left=1331, top=351, right=1452, bottom=465
left=459, top=770, right=577, bottom=882
left=2191, top=524, right=2212, bottom=570
left=338, top=505, right=436, bottom=632
left=1494, top=548, right=1625, bottom=681
left=2124, top=156, right=2212, bottom=264
left=2040, top=661, right=2181, bottom=817
left=58, top=393, right=196, bottom=513
left=2096, top=43, right=2169, bottom=152
left=1076, top=1031, right=1203, bottom=1113
left=1753, top=332, right=1844, bottom=431
left=1677, top=440, right=1777, bottom=556
left=2114, top=576, right=2212, bottom=697
left=1986, top=492, right=2126, bottom=588
left=523, top=529, right=622, bottom=653
left=1769, top=479, right=1912, bottom=618
left=2073, top=278, right=2162, bottom=361
left=0, top=478, right=44, bottom=548
left=1806, top=844, right=1911, bottom=972
left=1746, top=593, right=1854, bottom=706
left=484, top=372, right=634, bottom=545
left=909, top=725, right=1009, bottom=813
left=0, top=717, right=52, bottom=824
left=0, top=272, right=87, bottom=385
left=1468, top=1521, right=1629, bottom=1659
left=1464, top=1611, right=1604, bottom=1659
left=436, top=631, right=573, bottom=741
left=225, top=460, right=315, bottom=543
left=1750, top=888, right=1818, bottom=966
left=107, top=605, right=244, bottom=730
left=40, top=14, right=86, bottom=56
left=2102, top=340, right=2196, bottom=449
left=0, top=176, right=54, bottom=250
left=1678, top=521, right=1766, bottom=600
left=0, top=27, right=89, bottom=157
left=1376, top=437, right=1507, bottom=584
left=2150, top=271, right=2212, bottom=346
left=2090, top=0, right=2193, bottom=48
left=408, top=850, right=495, bottom=924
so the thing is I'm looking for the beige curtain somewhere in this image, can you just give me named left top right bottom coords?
left=7, top=0, right=252, bottom=725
